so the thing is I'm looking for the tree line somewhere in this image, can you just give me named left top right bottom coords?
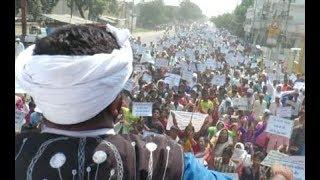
left=137, top=0, right=205, bottom=29
left=15, top=0, right=205, bottom=29
left=210, top=0, right=254, bottom=39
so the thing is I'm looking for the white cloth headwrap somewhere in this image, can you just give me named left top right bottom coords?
left=16, top=24, right=133, bottom=125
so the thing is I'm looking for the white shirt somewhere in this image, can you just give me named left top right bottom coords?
left=170, top=102, right=184, bottom=111
left=269, top=102, right=282, bottom=116
left=253, top=100, right=267, bottom=117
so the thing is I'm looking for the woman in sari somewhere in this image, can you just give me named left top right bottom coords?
left=238, top=116, right=256, bottom=143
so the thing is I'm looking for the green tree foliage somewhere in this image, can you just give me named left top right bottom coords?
left=28, top=0, right=43, bottom=21
left=66, top=0, right=88, bottom=18
left=66, top=0, right=118, bottom=20
left=210, top=0, right=253, bottom=38
left=137, top=0, right=204, bottom=28
left=138, top=0, right=167, bottom=28
left=178, top=0, right=204, bottom=22
left=15, top=0, right=59, bottom=17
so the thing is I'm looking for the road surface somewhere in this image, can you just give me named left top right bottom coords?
left=132, top=30, right=166, bottom=44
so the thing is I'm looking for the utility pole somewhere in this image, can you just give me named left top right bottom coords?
left=21, top=0, right=27, bottom=43
left=131, top=0, right=135, bottom=33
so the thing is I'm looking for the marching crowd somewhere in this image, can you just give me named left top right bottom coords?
left=15, top=22, right=304, bottom=180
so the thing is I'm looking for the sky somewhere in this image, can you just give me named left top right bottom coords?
left=132, top=0, right=241, bottom=17
left=189, top=0, right=241, bottom=17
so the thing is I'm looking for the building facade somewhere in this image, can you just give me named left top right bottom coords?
left=243, top=0, right=305, bottom=74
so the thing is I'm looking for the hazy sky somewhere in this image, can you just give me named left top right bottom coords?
left=189, top=0, right=241, bottom=17
left=141, top=0, right=241, bottom=17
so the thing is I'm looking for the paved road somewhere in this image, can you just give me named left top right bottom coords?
left=132, top=30, right=166, bottom=44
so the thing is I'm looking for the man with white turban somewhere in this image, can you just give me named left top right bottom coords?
left=15, top=24, right=231, bottom=180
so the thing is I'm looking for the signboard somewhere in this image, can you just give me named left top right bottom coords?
left=211, top=75, right=226, bottom=86
left=265, top=116, right=294, bottom=138
left=164, top=74, right=181, bottom=88
left=261, top=150, right=305, bottom=180
left=278, top=106, right=292, bottom=118
left=132, top=102, right=153, bottom=117
left=166, top=111, right=208, bottom=132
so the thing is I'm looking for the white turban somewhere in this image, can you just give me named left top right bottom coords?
left=16, top=25, right=133, bottom=125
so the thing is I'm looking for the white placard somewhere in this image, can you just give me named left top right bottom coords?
left=226, top=56, right=238, bottom=67
left=261, top=151, right=305, bottom=180
left=251, top=62, right=258, bottom=68
left=123, top=79, right=135, bottom=91
left=197, top=63, right=206, bottom=72
left=289, top=74, right=297, bottom=82
left=189, top=63, right=197, bottom=72
left=142, top=74, right=152, bottom=84
left=265, top=116, right=294, bottom=138
left=294, top=82, right=305, bottom=90
left=166, top=111, right=208, bottom=132
left=282, top=156, right=305, bottom=180
left=211, top=75, right=226, bottom=86
left=261, top=150, right=289, bottom=166
left=205, top=59, right=216, bottom=70
left=181, top=70, right=194, bottom=84
left=132, top=102, right=153, bottom=116
left=164, top=74, right=181, bottom=88
left=277, top=106, right=292, bottom=118
left=233, top=98, right=248, bottom=111
left=155, top=58, right=168, bottom=68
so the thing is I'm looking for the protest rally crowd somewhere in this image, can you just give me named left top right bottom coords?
left=15, top=22, right=305, bottom=180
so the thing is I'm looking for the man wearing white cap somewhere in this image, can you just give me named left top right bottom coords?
left=269, top=95, right=282, bottom=116
left=15, top=24, right=231, bottom=180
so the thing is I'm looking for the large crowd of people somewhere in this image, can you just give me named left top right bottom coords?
left=15, top=22, right=304, bottom=180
